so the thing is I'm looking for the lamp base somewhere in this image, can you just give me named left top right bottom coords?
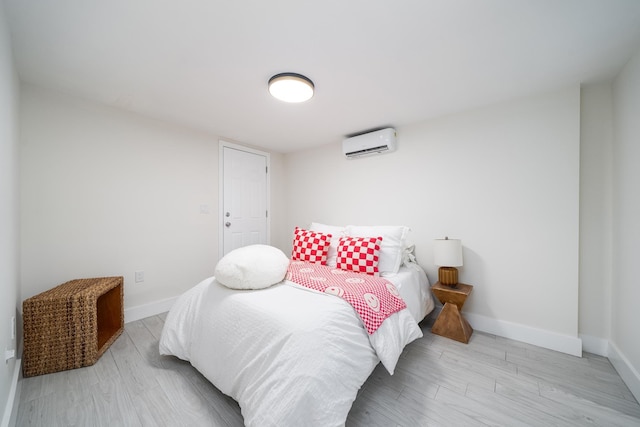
left=438, top=267, right=459, bottom=286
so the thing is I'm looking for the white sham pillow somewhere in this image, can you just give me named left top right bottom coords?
left=215, top=244, right=290, bottom=290
left=344, top=225, right=410, bottom=275
left=309, top=222, right=346, bottom=267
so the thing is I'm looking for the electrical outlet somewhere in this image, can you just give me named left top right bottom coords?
left=5, top=348, right=15, bottom=364
left=135, top=271, right=145, bottom=283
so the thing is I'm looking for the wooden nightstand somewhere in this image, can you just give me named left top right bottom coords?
left=431, top=281, right=473, bottom=343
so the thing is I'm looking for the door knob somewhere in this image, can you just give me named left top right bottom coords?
left=225, top=212, right=231, bottom=217
left=225, top=222, right=231, bottom=227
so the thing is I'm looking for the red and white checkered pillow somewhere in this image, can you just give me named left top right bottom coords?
left=336, top=236, right=382, bottom=276
left=291, top=227, right=332, bottom=265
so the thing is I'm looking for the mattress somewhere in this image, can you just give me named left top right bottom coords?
left=159, top=262, right=433, bottom=427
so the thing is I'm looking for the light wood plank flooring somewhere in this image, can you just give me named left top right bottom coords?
left=17, top=313, right=640, bottom=426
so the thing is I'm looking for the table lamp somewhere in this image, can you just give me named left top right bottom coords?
left=434, top=237, right=463, bottom=286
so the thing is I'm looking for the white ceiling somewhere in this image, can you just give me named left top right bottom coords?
left=5, top=0, right=640, bottom=153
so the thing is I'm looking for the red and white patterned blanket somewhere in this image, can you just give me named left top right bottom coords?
left=286, top=261, right=407, bottom=334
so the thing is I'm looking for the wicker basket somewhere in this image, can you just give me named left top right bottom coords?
left=22, top=276, right=124, bottom=377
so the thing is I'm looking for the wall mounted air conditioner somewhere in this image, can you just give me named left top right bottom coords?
left=343, top=128, right=397, bottom=158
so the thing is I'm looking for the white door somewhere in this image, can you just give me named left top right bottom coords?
left=220, top=144, right=269, bottom=256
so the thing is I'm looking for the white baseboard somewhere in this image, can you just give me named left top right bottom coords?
left=579, top=334, right=609, bottom=357
left=465, top=312, right=583, bottom=357
left=608, top=341, right=640, bottom=403
left=124, top=296, right=177, bottom=323
left=1, top=358, right=21, bottom=427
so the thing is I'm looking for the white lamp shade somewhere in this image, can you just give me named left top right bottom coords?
left=433, top=238, right=463, bottom=267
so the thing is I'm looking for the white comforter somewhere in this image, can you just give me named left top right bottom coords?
left=159, top=264, right=432, bottom=427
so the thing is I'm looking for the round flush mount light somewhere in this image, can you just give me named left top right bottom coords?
left=268, top=73, right=314, bottom=103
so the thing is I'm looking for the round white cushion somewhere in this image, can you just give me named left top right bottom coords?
left=214, top=244, right=290, bottom=290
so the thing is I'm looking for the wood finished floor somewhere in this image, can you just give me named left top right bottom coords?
left=17, top=313, right=640, bottom=427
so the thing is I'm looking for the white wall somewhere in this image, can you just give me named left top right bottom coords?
left=268, top=151, right=289, bottom=253
left=610, top=44, right=640, bottom=400
left=284, top=86, right=581, bottom=354
left=579, top=83, right=613, bottom=352
left=0, top=3, right=20, bottom=425
left=20, top=85, right=285, bottom=316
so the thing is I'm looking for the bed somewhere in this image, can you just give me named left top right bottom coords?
left=159, top=225, right=433, bottom=427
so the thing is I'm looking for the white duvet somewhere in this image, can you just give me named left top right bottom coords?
left=159, top=263, right=433, bottom=427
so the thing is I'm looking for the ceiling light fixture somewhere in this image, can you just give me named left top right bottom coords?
left=268, top=73, right=314, bottom=103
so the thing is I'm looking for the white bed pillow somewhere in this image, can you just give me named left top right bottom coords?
left=345, top=225, right=410, bottom=275
left=309, top=222, right=346, bottom=267
left=215, top=244, right=290, bottom=290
